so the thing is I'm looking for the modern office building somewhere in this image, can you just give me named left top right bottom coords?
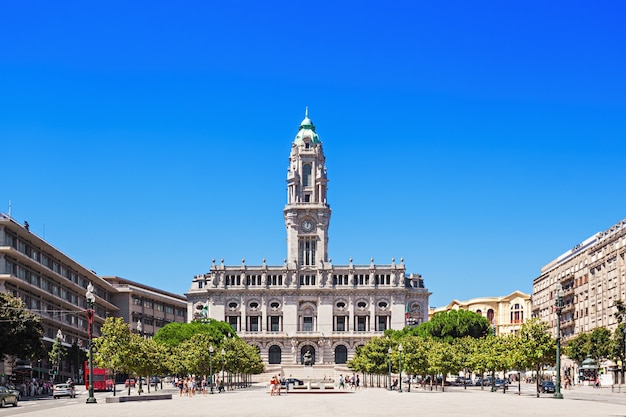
left=186, top=110, right=430, bottom=367
left=103, top=276, right=188, bottom=337
left=0, top=213, right=119, bottom=382
left=0, top=213, right=188, bottom=383
left=532, top=217, right=626, bottom=341
left=428, top=291, right=532, bottom=336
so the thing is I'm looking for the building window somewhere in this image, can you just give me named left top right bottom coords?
left=298, top=238, right=317, bottom=266
left=510, top=303, right=524, bottom=324
left=270, top=316, right=280, bottom=332
left=335, top=316, right=346, bottom=332
left=268, top=345, right=281, bottom=364
left=299, top=274, right=316, bottom=286
left=334, top=345, right=348, bottom=364
left=228, top=316, right=238, bottom=331
left=249, top=316, right=259, bottom=332
left=487, top=309, right=495, bottom=324
left=356, top=316, right=367, bottom=332
left=377, top=316, right=387, bottom=331
left=144, top=300, right=153, bottom=309
left=303, top=164, right=312, bottom=187
left=303, top=316, right=313, bottom=332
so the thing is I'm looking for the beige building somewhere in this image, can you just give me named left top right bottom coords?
left=429, top=291, right=531, bottom=336
left=186, top=110, right=430, bottom=367
left=103, top=276, right=188, bottom=337
left=532, top=217, right=626, bottom=341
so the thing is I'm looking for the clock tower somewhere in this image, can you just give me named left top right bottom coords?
left=284, top=108, right=331, bottom=267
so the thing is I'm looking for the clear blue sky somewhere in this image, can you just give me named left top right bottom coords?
left=1, top=1, right=624, bottom=308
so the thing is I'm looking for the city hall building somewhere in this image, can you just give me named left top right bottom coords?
left=186, top=111, right=430, bottom=367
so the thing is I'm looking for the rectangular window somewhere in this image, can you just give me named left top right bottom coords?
left=298, top=238, right=317, bottom=266
left=228, top=316, right=238, bottom=330
left=144, top=300, right=153, bottom=309
left=250, top=316, right=259, bottom=332
left=303, top=316, right=313, bottom=332
left=377, top=316, right=387, bottom=331
left=336, top=316, right=346, bottom=332
left=357, top=316, right=366, bottom=332
left=270, top=316, right=280, bottom=332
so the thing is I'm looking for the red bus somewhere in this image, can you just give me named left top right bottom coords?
left=84, top=361, right=114, bottom=391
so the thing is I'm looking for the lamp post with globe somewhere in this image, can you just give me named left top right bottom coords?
left=85, top=283, right=97, bottom=404
left=554, top=283, right=564, bottom=399
left=209, top=345, right=215, bottom=394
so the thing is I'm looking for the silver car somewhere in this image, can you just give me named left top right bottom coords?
left=53, top=383, right=76, bottom=399
left=0, top=386, right=18, bottom=407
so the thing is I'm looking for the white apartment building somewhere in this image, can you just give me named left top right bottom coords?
left=532, top=218, right=626, bottom=340
left=186, top=110, right=430, bottom=366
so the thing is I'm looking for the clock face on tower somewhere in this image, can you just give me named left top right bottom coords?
left=301, top=219, right=314, bottom=232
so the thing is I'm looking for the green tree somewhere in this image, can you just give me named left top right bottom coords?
left=517, top=318, right=555, bottom=397
left=0, top=292, right=44, bottom=360
left=564, top=332, right=590, bottom=364
left=153, top=320, right=235, bottom=348
left=412, top=309, right=490, bottom=341
left=93, top=317, right=132, bottom=389
left=588, top=327, right=611, bottom=363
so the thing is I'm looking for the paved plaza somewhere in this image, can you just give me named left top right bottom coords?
left=7, top=383, right=626, bottom=417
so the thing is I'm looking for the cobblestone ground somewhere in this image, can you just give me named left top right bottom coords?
left=11, top=383, right=626, bottom=417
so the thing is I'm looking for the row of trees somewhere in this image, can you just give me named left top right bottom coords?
left=348, top=310, right=556, bottom=396
left=93, top=318, right=263, bottom=393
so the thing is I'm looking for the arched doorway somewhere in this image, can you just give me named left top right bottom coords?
left=300, top=345, right=316, bottom=365
left=268, top=345, right=282, bottom=364
left=334, top=345, right=348, bottom=364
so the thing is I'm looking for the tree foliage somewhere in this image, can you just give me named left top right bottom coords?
left=411, top=309, right=490, bottom=341
left=0, top=292, right=44, bottom=360
left=153, top=320, right=236, bottom=348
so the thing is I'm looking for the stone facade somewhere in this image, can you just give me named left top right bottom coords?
left=532, top=218, right=626, bottom=341
left=186, top=110, right=430, bottom=366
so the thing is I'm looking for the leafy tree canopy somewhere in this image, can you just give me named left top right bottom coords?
left=0, top=292, right=44, bottom=360
left=153, top=319, right=236, bottom=348
left=410, top=309, right=490, bottom=341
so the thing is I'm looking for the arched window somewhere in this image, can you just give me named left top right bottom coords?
left=334, top=345, right=348, bottom=364
left=487, top=309, right=495, bottom=324
left=510, top=303, right=524, bottom=324
left=268, top=345, right=282, bottom=364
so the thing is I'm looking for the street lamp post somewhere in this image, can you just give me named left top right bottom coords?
left=137, top=319, right=143, bottom=395
left=387, top=347, right=392, bottom=391
left=221, top=348, right=226, bottom=392
left=554, top=283, right=564, bottom=399
left=55, top=329, right=63, bottom=384
left=85, top=283, right=97, bottom=404
left=398, top=343, right=403, bottom=393
left=622, top=326, right=626, bottom=385
left=209, top=345, right=214, bottom=394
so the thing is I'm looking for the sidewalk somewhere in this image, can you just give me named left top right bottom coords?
left=28, top=382, right=626, bottom=417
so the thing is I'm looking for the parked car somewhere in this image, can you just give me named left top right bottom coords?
left=284, top=378, right=304, bottom=386
left=494, top=379, right=509, bottom=389
left=150, top=377, right=160, bottom=387
left=541, top=381, right=556, bottom=393
left=475, top=377, right=492, bottom=386
left=53, top=383, right=76, bottom=399
left=124, top=378, right=136, bottom=388
left=5, top=385, right=20, bottom=400
left=0, top=386, right=18, bottom=407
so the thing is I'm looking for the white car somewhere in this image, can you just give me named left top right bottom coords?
left=53, top=383, right=76, bottom=399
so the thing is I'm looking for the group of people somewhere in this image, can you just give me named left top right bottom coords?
left=175, top=376, right=225, bottom=397
left=3, top=378, right=54, bottom=397
left=337, top=373, right=360, bottom=390
left=269, top=375, right=282, bottom=396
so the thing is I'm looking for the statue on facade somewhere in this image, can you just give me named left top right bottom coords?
left=303, top=349, right=313, bottom=366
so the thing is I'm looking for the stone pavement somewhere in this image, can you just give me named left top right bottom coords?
left=15, top=383, right=626, bottom=417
